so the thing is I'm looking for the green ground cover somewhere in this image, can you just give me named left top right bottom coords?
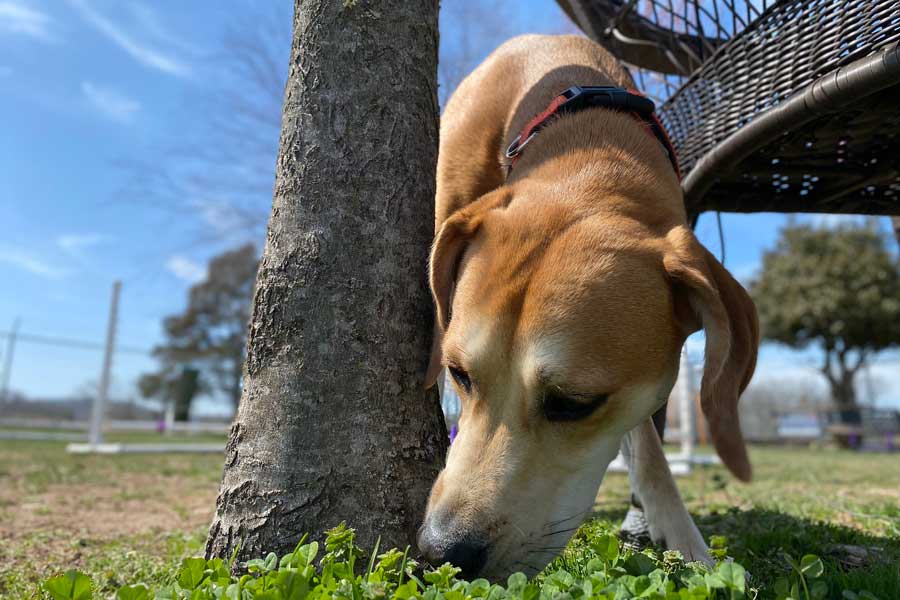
left=1, top=438, right=896, bottom=599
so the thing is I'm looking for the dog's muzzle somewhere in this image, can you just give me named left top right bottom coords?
left=416, top=510, right=489, bottom=579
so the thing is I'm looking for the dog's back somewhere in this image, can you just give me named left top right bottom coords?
left=436, top=35, right=634, bottom=227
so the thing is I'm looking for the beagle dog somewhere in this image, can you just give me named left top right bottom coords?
left=417, top=34, right=758, bottom=580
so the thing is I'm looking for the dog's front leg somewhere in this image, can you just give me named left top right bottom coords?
left=620, top=419, right=712, bottom=565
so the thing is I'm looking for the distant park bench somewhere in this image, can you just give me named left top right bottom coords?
left=823, top=407, right=900, bottom=451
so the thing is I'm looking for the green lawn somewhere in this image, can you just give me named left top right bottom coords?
left=596, top=447, right=900, bottom=597
left=0, top=439, right=897, bottom=599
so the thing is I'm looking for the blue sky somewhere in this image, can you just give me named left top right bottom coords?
left=0, top=0, right=897, bottom=415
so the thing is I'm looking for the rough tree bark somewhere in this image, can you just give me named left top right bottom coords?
left=206, top=0, right=448, bottom=563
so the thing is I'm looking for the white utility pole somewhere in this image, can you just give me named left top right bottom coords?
left=0, top=318, right=21, bottom=406
left=678, top=346, right=696, bottom=461
left=89, top=281, right=121, bottom=446
left=164, top=399, right=175, bottom=434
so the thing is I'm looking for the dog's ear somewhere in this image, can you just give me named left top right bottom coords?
left=425, top=189, right=512, bottom=388
left=663, top=226, right=759, bottom=481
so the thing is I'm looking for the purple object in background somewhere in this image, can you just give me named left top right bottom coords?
left=449, top=424, right=458, bottom=443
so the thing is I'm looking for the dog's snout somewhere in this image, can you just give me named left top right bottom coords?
left=442, top=538, right=488, bottom=580
left=417, top=516, right=488, bottom=579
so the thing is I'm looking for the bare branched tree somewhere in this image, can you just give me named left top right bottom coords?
left=119, top=5, right=292, bottom=247
left=438, top=1, right=516, bottom=106
left=123, top=3, right=574, bottom=250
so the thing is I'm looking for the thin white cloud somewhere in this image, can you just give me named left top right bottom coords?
left=81, top=81, right=140, bottom=123
left=0, top=1, right=55, bottom=41
left=166, top=255, right=205, bottom=283
left=0, top=247, right=67, bottom=279
left=56, top=233, right=109, bottom=267
left=57, top=233, right=107, bottom=253
left=66, top=0, right=190, bottom=77
left=190, top=198, right=254, bottom=243
left=128, top=2, right=197, bottom=54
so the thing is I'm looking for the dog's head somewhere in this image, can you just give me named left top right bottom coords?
left=418, top=187, right=758, bottom=579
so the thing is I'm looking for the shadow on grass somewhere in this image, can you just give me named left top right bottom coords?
left=588, top=506, right=900, bottom=599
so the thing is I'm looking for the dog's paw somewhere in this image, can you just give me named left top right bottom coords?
left=664, top=524, right=714, bottom=567
left=620, top=506, right=713, bottom=566
left=671, top=540, right=714, bottom=567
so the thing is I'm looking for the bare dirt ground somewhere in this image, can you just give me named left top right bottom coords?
left=0, top=438, right=223, bottom=597
left=1, top=474, right=214, bottom=540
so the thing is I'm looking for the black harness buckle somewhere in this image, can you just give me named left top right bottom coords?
left=557, top=85, right=657, bottom=119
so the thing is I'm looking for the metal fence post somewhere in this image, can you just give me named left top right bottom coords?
left=89, top=281, right=121, bottom=446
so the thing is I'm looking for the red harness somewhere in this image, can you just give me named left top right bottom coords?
left=505, top=85, right=681, bottom=180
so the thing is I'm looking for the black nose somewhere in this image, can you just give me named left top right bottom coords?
left=417, top=521, right=489, bottom=579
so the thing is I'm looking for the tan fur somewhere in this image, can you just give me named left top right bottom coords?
left=421, top=34, right=758, bottom=579
left=662, top=227, right=760, bottom=481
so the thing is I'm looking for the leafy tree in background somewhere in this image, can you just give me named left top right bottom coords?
left=751, top=222, right=900, bottom=421
left=138, top=366, right=202, bottom=422
left=140, top=244, right=258, bottom=415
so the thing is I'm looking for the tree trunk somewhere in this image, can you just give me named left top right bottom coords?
left=823, top=349, right=862, bottom=426
left=892, top=216, right=900, bottom=251
left=830, top=373, right=861, bottom=424
left=175, top=367, right=200, bottom=422
left=206, top=0, right=448, bottom=564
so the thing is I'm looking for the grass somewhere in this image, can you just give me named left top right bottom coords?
left=0, top=434, right=222, bottom=599
left=0, top=438, right=897, bottom=599
left=594, top=447, right=900, bottom=598
left=0, top=427, right=228, bottom=445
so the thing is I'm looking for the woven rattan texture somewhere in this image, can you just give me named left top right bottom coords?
left=561, top=0, right=900, bottom=214
left=559, top=1, right=780, bottom=101
left=659, top=0, right=900, bottom=174
left=694, top=85, right=900, bottom=214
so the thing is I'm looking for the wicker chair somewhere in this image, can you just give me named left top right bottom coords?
left=557, top=0, right=900, bottom=220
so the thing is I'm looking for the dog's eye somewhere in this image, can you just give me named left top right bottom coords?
left=543, top=391, right=607, bottom=422
left=448, top=366, right=472, bottom=394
